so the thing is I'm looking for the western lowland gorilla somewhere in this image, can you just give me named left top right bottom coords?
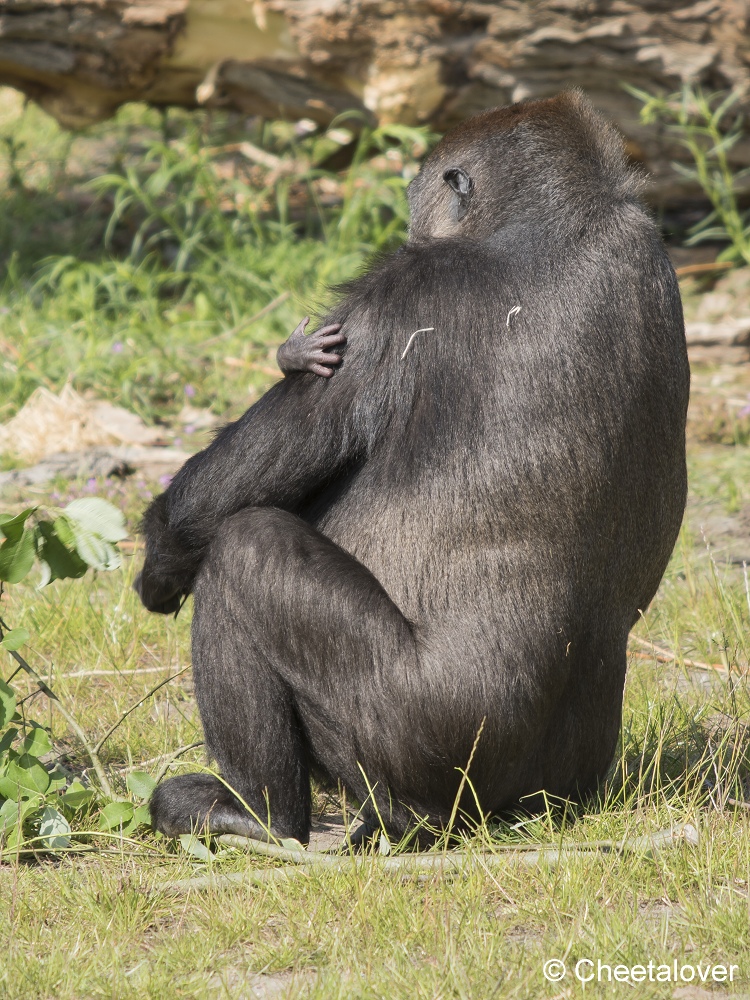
left=136, top=91, right=689, bottom=844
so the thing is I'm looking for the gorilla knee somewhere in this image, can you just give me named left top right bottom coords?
left=202, top=508, right=300, bottom=581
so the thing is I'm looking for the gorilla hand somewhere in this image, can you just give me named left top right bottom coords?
left=277, top=317, right=345, bottom=378
left=134, top=567, right=184, bottom=615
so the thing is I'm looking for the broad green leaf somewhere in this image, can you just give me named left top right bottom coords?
left=63, top=498, right=128, bottom=543
left=5, top=822, right=24, bottom=850
left=126, top=771, right=157, bottom=800
left=36, top=521, right=87, bottom=584
left=280, top=837, right=305, bottom=852
left=0, top=627, right=29, bottom=651
left=18, top=724, right=52, bottom=758
left=122, top=801, right=152, bottom=835
left=132, top=803, right=151, bottom=828
left=0, top=727, right=17, bottom=756
left=37, top=805, right=71, bottom=849
left=46, top=765, right=68, bottom=793
left=0, top=680, right=16, bottom=729
left=0, top=755, right=51, bottom=799
left=0, top=798, right=19, bottom=834
left=51, top=516, right=77, bottom=550
left=98, top=800, right=134, bottom=831
left=0, top=756, right=49, bottom=798
left=37, top=558, right=51, bottom=589
left=60, top=779, right=95, bottom=812
left=67, top=523, right=121, bottom=572
left=0, top=508, right=35, bottom=542
left=2, top=797, right=43, bottom=848
left=0, top=529, right=36, bottom=584
left=179, top=833, right=214, bottom=861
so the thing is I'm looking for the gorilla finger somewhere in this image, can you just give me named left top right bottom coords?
left=310, top=364, right=335, bottom=377
left=312, top=352, right=341, bottom=365
left=315, top=332, right=347, bottom=347
left=315, top=323, right=342, bottom=336
left=291, top=317, right=310, bottom=338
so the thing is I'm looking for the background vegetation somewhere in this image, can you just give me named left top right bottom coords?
left=1, top=87, right=750, bottom=998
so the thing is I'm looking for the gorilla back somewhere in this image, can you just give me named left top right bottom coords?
left=138, top=92, right=689, bottom=842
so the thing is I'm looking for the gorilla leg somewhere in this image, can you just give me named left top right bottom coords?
left=149, top=507, right=419, bottom=842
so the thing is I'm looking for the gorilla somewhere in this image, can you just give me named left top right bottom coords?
left=135, top=91, right=689, bottom=844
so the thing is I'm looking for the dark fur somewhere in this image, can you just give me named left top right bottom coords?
left=136, top=92, right=689, bottom=843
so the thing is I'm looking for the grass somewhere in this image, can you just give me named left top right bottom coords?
left=0, top=89, right=424, bottom=426
left=1, top=89, right=750, bottom=998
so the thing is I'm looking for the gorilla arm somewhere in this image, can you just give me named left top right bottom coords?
left=135, top=347, right=378, bottom=614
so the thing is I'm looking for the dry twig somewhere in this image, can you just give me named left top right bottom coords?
left=629, top=635, right=736, bottom=674
left=157, top=823, right=699, bottom=893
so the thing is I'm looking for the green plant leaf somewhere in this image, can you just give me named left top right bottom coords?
left=126, top=771, right=157, bottom=800
left=46, top=765, right=68, bottom=793
left=67, top=523, right=121, bottom=573
left=18, top=724, right=52, bottom=758
left=132, top=803, right=151, bottom=828
left=0, top=755, right=51, bottom=798
left=60, top=779, right=95, bottom=812
left=0, top=797, right=19, bottom=834
left=37, top=805, right=71, bottom=849
left=0, top=680, right=16, bottom=729
left=63, top=498, right=128, bottom=543
left=122, top=801, right=152, bottom=835
left=0, top=528, right=36, bottom=584
left=98, top=801, right=134, bottom=831
left=280, top=837, right=305, bottom=852
left=0, top=727, right=17, bottom=757
left=179, top=833, right=214, bottom=861
left=51, top=516, right=77, bottom=549
left=0, top=508, right=35, bottom=542
left=36, top=521, right=87, bottom=583
left=0, top=627, right=29, bottom=651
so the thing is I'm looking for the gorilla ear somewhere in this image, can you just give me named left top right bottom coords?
left=443, top=167, right=474, bottom=219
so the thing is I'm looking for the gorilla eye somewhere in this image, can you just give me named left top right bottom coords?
left=443, top=167, right=473, bottom=219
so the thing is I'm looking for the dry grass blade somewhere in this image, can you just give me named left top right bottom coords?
left=675, top=261, right=733, bottom=277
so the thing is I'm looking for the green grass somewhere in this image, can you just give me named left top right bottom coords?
left=2, top=519, right=750, bottom=999
left=0, top=89, right=424, bottom=425
left=2, top=90, right=750, bottom=998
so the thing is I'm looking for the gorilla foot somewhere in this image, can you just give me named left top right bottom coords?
left=149, top=773, right=270, bottom=839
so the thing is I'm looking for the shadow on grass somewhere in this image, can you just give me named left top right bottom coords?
left=482, top=691, right=750, bottom=846
left=0, top=184, right=108, bottom=281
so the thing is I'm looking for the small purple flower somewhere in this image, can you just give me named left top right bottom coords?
left=158, top=474, right=173, bottom=488
left=184, top=384, right=196, bottom=398
left=85, top=478, right=97, bottom=493
left=112, top=341, right=124, bottom=354
left=173, top=437, right=182, bottom=448
left=184, top=424, right=195, bottom=435
left=739, top=396, right=750, bottom=418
